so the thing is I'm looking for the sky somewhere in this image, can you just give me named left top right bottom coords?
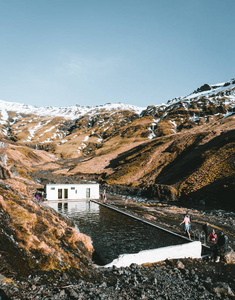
left=0, top=0, right=234, bottom=108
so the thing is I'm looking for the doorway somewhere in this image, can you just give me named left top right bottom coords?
left=58, top=189, right=62, bottom=199
left=64, top=189, right=68, bottom=199
left=86, top=188, right=90, bottom=198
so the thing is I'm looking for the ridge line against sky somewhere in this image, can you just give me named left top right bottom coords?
left=0, top=0, right=234, bottom=108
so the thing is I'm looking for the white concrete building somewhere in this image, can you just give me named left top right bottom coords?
left=45, top=183, right=100, bottom=201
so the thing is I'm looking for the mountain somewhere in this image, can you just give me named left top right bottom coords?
left=0, top=78, right=235, bottom=209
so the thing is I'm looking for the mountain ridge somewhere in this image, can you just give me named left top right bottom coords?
left=0, top=77, right=235, bottom=209
left=1, top=77, right=234, bottom=121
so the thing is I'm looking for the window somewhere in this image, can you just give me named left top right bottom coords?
left=71, top=187, right=75, bottom=190
left=58, top=189, right=62, bottom=199
left=86, top=188, right=90, bottom=198
left=51, top=187, right=55, bottom=190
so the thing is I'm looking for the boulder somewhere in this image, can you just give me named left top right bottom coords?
left=213, top=283, right=234, bottom=297
left=224, top=248, right=235, bottom=264
left=176, top=260, right=185, bottom=269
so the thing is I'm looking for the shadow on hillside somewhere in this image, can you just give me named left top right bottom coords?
left=154, top=129, right=235, bottom=185
left=105, top=141, right=151, bottom=169
left=181, top=176, right=235, bottom=212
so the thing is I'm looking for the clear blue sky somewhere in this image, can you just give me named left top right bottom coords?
left=0, top=0, right=234, bottom=108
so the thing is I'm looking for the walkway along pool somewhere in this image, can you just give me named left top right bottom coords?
left=46, top=200, right=194, bottom=266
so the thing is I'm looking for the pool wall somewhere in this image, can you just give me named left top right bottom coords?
left=104, top=241, right=202, bottom=268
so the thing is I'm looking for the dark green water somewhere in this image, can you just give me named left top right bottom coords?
left=47, top=200, right=187, bottom=265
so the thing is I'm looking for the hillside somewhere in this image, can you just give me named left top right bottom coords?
left=0, top=78, right=235, bottom=211
left=0, top=78, right=235, bottom=296
left=0, top=153, right=94, bottom=282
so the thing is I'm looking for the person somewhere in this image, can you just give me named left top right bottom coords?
left=209, top=229, right=217, bottom=242
left=210, top=243, right=218, bottom=262
left=103, top=189, right=107, bottom=202
left=103, top=194, right=107, bottom=202
left=202, top=222, right=209, bottom=240
left=180, top=214, right=191, bottom=239
left=185, top=211, right=191, bottom=230
left=124, top=197, right=128, bottom=208
left=216, top=231, right=228, bottom=262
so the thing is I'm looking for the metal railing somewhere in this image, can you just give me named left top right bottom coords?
left=192, top=229, right=207, bottom=245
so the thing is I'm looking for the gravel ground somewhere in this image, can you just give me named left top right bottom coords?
left=0, top=195, right=234, bottom=300
left=0, top=258, right=234, bottom=299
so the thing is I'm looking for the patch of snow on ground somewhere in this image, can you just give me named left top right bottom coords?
left=39, top=126, right=56, bottom=136
left=148, top=118, right=158, bottom=139
left=60, top=140, right=68, bottom=144
left=169, top=120, right=177, bottom=127
left=27, top=122, right=43, bottom=141
left=0, top=108, right=8, bottom=124
left=41, top=139, right=52, bottom=143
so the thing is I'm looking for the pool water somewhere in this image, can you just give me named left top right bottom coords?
left=47, top=200, right=187, bottom=265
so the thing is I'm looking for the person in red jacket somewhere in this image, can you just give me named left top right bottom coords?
left=209, top=229, right=217, bottom=242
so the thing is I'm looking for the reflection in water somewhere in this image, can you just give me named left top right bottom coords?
left=64, top=202, right=68, bottom=213
left=58, top=202, right=62, bottom=213
left=46, top=200, right=186, bottom=265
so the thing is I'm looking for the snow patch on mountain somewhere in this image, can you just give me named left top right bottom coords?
left=166, top=78, right=235, bottom=107
left=27, top=122, right=43, bottom=141
left=148, top=119, right=159, bottom=139
left=183, top=79, right=235, bottom=100
left=0, top=99, right=145, bottom=120
left=0, top=108, right=8, bottom=124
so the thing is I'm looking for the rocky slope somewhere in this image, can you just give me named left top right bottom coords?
left=0, top=77, right=235, bottom=298
left=1, top=259, right=235, bottom=299
left=1, top=78, right=234, bottom=210
left=0, top=159, right=94, bottom=282
left=0, top=78, right=234, bottom=159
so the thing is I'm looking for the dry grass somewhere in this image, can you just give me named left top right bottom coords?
left=0, top=178, right=94, bottom=274
left=179, top=143, right=235, bottom=195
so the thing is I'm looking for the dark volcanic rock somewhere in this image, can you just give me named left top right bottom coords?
left=1, top=259, right=234, bottom=299
left=194, top=83, right=211, bottom=93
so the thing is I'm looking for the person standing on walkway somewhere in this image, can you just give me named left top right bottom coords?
left=103, top=189, right=107, bottom=202
left=180, top=214, right=191, bottom=239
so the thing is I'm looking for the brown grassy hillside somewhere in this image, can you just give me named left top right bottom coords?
left=104, top=119, right=235, bottom=209
left=0, top=177, right=93, bottom=280
left=44, top=116, right=234, bottom=210
left=0, top=143, right=94, bottom=279
left=0, top=81, right=234, bottom=210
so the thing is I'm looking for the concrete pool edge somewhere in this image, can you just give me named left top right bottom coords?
left=104, top=241, right=202, bottom=268
left=92, top=200, right=210, bottom=260
left=92, top=200, right=192, bottom=242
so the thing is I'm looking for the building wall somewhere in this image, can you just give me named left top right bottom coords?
left=46, top=184, right=99, bottom=200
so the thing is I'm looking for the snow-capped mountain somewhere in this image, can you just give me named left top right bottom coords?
left=1, top=78, right=234, bottom=211
left=142, top=78, right=235, bottom=121
left=0, top=99, right=145, bottom=122
left=0, top=78, right=234, bottom=159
